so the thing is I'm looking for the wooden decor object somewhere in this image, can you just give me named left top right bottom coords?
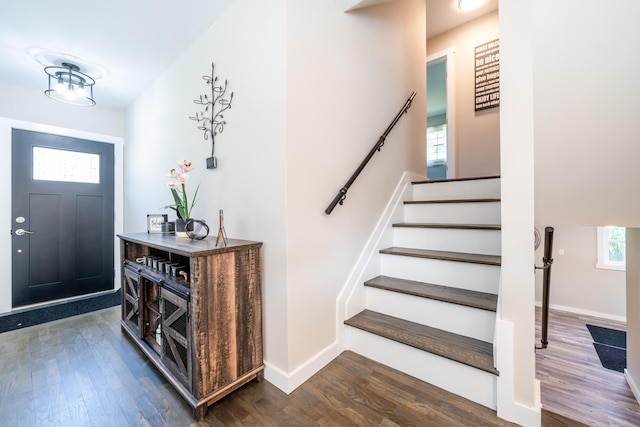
left=118, top=232, right=263, bottom=420
left=216, top=209, right=228, bottom=247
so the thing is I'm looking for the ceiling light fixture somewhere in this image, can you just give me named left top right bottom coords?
left=44, top=62, right=96, bottom=107
left=458, top=0, right=485, bottom=11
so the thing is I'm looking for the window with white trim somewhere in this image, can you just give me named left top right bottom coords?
left=426, top=124, right=446, bottom=166
left=596, top=226, right=625, bottom=271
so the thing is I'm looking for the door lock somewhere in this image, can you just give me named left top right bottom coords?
left=14, top=229, right=34, bottom=236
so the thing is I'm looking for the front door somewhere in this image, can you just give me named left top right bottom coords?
left=11, top=129, right=115, bottom=308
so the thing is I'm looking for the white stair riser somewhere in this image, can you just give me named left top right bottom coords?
left=404, top=201, right=501, bottom=224
left=412, top=179, right=500, bottom=201
left=381, top=255, right=500, bottom=294
left=366, top=287, right=495, bottom=342
left=393, top=228, right=501, bottom=256
left=347, top=327, right=497, bottom=410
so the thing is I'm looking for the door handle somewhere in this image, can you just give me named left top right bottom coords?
left=14, top=229, right=34, bottom=236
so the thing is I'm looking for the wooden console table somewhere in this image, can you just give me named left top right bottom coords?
left=117, top=232, right=263, bottom=419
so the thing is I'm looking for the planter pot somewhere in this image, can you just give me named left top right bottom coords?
left=175, top=218, right=193, bottom=238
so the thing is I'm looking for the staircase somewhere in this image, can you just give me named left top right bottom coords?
left=344, top=176, right=501, bottom=410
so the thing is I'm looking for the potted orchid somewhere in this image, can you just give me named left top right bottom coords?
left=164, top=160, right=200, bottom=235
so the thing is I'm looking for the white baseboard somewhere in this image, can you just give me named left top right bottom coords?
left=263, top=361, right=290, bottom=393
left=336, top=171, right=421, bottom=343
left=263, top=340, right=343, bottom=394
left=513, top=395, right=542, bottom=427
left=625, top=369, right=640, bottom=405
left=535, top=301, right=626, bottom=323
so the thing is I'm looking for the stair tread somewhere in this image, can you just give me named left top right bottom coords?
left=405, top=198, right=500, bottom=205
left=380, top=247, right=501, bottom=266
left=365, top=275, right=497, bottom=312
left=345, top=310, right=498, bottom=375
left=411, top=175, right=500, bottom=185
left=392, top=222, right=501, bottom=230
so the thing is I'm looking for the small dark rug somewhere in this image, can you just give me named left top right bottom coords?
left=586, top=324, right=626, bottom=373
left=0, top=289, right=121, bottom=334
left=587, top=324, right=626, bottom=348
left=593, top=342, right=626, bottom=373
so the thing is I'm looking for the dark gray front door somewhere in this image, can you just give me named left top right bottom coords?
left=11, top=129, right=115, bottom=308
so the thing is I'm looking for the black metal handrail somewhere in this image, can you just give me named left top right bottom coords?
left=325, top=91, right=417, bottom=215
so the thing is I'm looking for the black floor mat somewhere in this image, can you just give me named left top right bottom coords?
left=0, top=290, right=120, bottom=333
left=587, top=324, right=626, bottom=348
left=593, top=342, right=626, bottom=373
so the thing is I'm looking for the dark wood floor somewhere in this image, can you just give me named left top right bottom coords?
left=1, top=304, right=627, bottom=426
left=0, top=306, right=521, bottom=427
left=536, top=307, right=640, bottom=426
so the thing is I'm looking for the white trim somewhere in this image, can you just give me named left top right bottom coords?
left=596, top=263, right=626, bottom=272
left=495, top=318, right=515, bottom=422
left=335, top=0, right=395, bottom=12
left=427, top=48, right=456, bottom=179
left=263, top=340, right=342, bottom=394
left=496, top=320, right=542, bottom=427
left=336, top=171, right=422, bottom=347
left=0, top=118, right=124, bottom=315
left=596, top=226, right=626, bottom=271
left=512, top=392, right=542, bottom=427
left=534, top=301, right=626, bottom=323
left=625, top=369, right=640, bottom=405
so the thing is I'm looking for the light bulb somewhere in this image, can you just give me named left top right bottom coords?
left=55, top=77, right=65, bottom=93
left=76, top=82, right=87, bottom=98
left=65, top=84, right=76, bottom=100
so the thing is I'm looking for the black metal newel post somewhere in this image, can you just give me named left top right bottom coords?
left=540, top=226, right=554, bottom=349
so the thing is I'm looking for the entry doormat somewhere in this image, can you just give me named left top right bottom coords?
left=0, top=289, right=121, bottom=334
left=586, top=324, right=626, bottom=373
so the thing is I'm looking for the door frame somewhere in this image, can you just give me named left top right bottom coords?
left=426, top=48, right=456, bottom=179
left=0, top=118, right=124, bottom=314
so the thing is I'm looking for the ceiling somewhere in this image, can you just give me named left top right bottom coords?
left=426, top=0, right=498, bottom=39
left=0, top=0, right=234, bottom=109
left=0, top=0, right=497, bottom=110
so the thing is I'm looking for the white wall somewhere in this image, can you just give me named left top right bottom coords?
left=285, top=0, right=426, bottom=375
left=427, top=11, right=500, bottom=179
left=0, top=82, right=124, bottom=137
left=626, top=228, right=640, bottom=403
left=124, top=0, right=289, bottom=377
left=534, top=226, right=626, bottom=320
left=499, top=0, right=539, bottom=424
left=533, top=0, right=640, bottom=227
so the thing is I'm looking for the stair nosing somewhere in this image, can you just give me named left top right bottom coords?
left=380, top=247, right=501, bottom=266
left=404, top=198, right=500, bottom=205
left=392, top=222, right=501, bottom=231
left=345, top=309, right=498, bottom=375
left=365, top=275, right=497, bottom=312
left=411, top=175, right=500, bottom=185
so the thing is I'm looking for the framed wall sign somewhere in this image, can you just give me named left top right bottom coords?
left=147, top=214, right=168, bottom=233
left=474, top=39, right=500, bottom=111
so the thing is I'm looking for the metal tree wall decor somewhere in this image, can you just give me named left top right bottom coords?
left=189, top=62, right=234, bottom=169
